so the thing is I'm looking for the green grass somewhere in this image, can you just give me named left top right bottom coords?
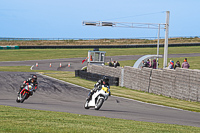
left=0, top=49, right=89, bottom=61
left=1, top=105, right=200, bottom=133
left=1, top=46, right=200, bottom=61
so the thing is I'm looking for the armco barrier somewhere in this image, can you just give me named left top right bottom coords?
left=0, top=46, right=19, bottom=49
left=75, top=70, right=119, bottom=86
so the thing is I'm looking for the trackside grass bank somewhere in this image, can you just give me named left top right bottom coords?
left=1, top=105, right=200, bottom=133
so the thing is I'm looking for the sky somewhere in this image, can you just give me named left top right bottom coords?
left=1, top=0, right=200, bottom=39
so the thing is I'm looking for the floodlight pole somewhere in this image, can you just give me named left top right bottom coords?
left=163, top=11, right=170, bottom=68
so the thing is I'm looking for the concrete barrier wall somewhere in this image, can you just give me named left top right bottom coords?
left=88, top=64, right=200, bottom=102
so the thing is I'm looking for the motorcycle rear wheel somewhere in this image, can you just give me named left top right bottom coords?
left=95, top=98, right=104, bottom=110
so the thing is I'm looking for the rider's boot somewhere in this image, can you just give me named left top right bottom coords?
left=17, top=91, right=21, bottom=97
left=86, top=95, right=91, bottom=101
left=86, top=91, right=94, bottom=101
left=18, top=87, right=22, bottom=96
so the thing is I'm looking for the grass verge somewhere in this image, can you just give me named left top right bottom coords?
left=1, top=105, right=200, bottom=133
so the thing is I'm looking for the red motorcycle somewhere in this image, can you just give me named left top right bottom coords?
left=16, top=85, right=34, bottom=103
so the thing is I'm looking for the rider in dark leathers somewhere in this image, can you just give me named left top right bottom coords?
left=87, top=76, right=111, bottom=101
left=18, top=75, right=38, bottom=96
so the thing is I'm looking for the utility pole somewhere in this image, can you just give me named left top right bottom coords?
left=163, top=11, right=170, bottom=68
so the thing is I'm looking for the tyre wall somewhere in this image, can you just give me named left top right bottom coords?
left=87, top=64, right=122, bottom=86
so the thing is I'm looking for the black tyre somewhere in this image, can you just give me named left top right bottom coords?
left=95, top=98, right=104, bottom=110
left=84, top=101, right=89, bottom=109
left=16, top=98, right=20, bottom=103
left=20, top=92, right=28, bottom=103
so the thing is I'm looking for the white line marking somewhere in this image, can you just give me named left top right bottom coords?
left=30, top=65, right=34, bottom=70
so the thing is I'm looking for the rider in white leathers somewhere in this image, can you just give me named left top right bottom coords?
left=87, top=76, right=111, bottom=101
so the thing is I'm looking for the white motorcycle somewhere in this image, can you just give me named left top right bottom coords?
left=84, top=85, right=110, bottom=110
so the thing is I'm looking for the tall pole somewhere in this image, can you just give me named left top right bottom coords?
left=163, top=11, right=170, bottom=68
left=157, top=24, right=160, bottom=69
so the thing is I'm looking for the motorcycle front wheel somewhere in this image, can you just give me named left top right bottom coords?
left=84, top=101, right=89, bottom=109
left=95, top=98, right=104, bottom=110
left=20, top=92, right=28, bottom=103
left=16, top=98, right=20, bottom=103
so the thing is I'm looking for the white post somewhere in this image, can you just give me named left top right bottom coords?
left=163, top=11, right=170, bottom=68
left=157, top=24, right=160, bottom=69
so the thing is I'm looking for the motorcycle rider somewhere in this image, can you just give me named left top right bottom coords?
left=18, top=75, right=38, bottom=95
left=87, top=76, right=111, bottom=101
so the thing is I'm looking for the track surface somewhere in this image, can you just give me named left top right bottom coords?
left=0, top=53, right=200, bottom=71
left=1, top=54, right=200, bottom=127
left=1, top=71, right=200, bottom=127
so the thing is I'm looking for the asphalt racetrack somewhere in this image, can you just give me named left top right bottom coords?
left=1, top=54, right=200, bottom=127
left=1, top=53, right=200, bottom=71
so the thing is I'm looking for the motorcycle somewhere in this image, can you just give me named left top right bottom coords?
left=16, top=85, right=34, bottom=103
left=84, top=85, right=110, bottom=110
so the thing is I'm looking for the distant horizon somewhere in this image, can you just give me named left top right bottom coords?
left=0, top=35, right=200, bottom=40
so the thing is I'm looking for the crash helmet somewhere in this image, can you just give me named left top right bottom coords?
left=103, top=76, right=109, bottom=84
left=32, top=75, right=37, bottom=82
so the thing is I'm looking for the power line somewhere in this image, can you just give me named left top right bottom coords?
left=101, top=11, right=165, bottom=21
